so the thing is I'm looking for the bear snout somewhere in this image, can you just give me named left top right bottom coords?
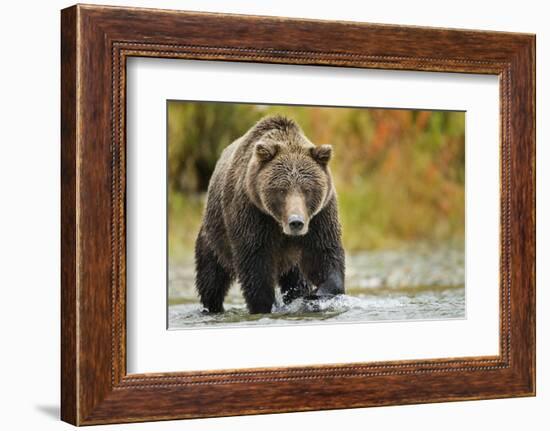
left=288, top=214, right=305, bottom=234
left=282, top=192, right=309, bottom=236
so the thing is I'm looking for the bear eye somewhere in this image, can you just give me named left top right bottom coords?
left=271, top=188, right=286, bottom=196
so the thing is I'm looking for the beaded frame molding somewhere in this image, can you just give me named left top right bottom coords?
left=61, top=4, right=535, bottom=425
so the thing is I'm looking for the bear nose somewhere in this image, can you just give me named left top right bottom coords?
left=288, top=214, right=305, bottom=232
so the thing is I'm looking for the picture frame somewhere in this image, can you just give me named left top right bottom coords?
left=60, top=4, right=535, bottom=425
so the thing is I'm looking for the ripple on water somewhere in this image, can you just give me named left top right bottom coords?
left=168, top=245, right=465, bottom=329
left=168, top=287, right=465, bottom=329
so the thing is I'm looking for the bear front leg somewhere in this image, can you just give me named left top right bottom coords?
left=311, top=270, right=345, bottom=297
left=302, top=197, right=346, bottom=299
left=195, top=232, right=233, bottom=313
left=240, top=268, right=276, bottom=314
left=234, top=247, right=276, bottom=314
left=304, top=247, right=345, bottom=298
left=279, top=266, right=312, bottom=304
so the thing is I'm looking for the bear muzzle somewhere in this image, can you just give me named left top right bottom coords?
left=281, top=192, right=309, bottom=236
left=287, top=214, right=305, bottom=235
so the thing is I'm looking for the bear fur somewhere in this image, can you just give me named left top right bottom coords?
left=194, top=115, right=345, bottom=314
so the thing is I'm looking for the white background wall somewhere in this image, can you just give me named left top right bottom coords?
left=0, top=0, right=546, bottom=429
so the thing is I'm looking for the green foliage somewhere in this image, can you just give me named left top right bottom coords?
left=168, top=102, right=262, bottom=192
left=168, top=102, right=465, bottom=258
left=168, top=192, right=205, bottom=260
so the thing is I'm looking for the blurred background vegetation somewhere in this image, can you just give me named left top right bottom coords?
left=168, top=101, right=465, bottom=261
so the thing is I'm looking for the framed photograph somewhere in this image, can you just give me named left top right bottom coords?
left=61, top=4, right=535, bottom=425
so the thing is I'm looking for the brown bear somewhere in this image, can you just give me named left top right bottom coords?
left=195, top=115, right=345, bottom=314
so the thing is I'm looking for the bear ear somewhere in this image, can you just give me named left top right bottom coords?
left=310, top=144, right=333, bottom=165
left=255, top=141, right=279, bottom=162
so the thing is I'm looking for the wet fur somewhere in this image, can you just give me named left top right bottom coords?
left=195, top=116, right=345, bottom=313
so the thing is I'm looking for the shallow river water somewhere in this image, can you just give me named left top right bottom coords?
left=168, top=244, right=465, bottom=329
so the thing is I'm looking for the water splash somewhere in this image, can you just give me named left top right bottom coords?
left=168, top=244, right=465, bottom=329
left=169, top=288, right=464, bottom=329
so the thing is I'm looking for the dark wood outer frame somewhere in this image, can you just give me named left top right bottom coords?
left=61, top=4, right=535, bottom=426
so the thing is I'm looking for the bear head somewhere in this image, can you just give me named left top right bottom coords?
left=245, top=116, right=334, bottom=236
